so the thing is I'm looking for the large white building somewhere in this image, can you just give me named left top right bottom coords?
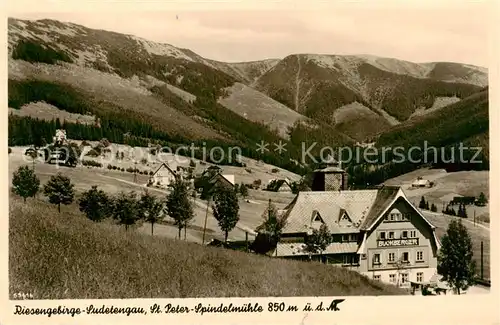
left=274, top=162, right=441, bottom=288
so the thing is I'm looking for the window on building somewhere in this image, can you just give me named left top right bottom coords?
left=402, top=213, right=411, bottom=221
left=388, top=252, right=395, bottom=263
left=379, top=232, right=386, bottom=240
left=416, top=251, right=424, bottom=262
left=388, top=231, right=395, bottom=239
left=342, top=234, right=349, bottom=242
left=401, top=231, right=408, bottom=239
left=401, top=252, right=409, bottom=262
left=342, top=255, right=351, bottom=265
left=416, top=272, right=423, bottom=283
left=373, top=275, right=381, bottom=281
left=313, top=211, right=322, bottom=222
left=389, top=274, right=396, bottom=283
left=349, top=234, right=358, bottom=242
left=373, top=253, right=381, bottom=265
left=401, top=273, right=409, bottom=284
left=410, top=230, right=417, bottom=238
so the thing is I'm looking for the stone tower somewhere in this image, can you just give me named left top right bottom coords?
left=311, top=157, right=348, bottom=191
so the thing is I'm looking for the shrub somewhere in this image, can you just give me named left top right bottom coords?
left=149, top=171, right=154, bottom=176
left=126, top=167, right=134, bottom=173
left=140, top=158, right=148, bottom=165
left=82, top=160, right=102, bottom=168
left=8, top=147, right=12, bottom=154
left=245, top=168, right=252, bottom=174
left=81, top=140, right=90, bottom=147
left=271, top=168, right=279, bottom=173
left=120, top=168, right=125, bottom=172
left=107, top=164, right=113, bottom=170
left=112, top=166, right=117, bottom=170
left=149, top=148, right=157, bottom=156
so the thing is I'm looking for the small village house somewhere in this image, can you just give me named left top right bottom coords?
left=266, top=178, right=293, bottom=192
left=149, top=162, right=178, bottom=188
left=274, top=162, right=441, bottom=289
left=208, top=173, right=235, bottom=191
left=412, top=176, right=431, bottom=188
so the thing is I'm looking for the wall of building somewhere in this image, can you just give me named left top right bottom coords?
left=360, top=198, right=438, bottom=284
left=361, top=266, right=437, bottom=288
left=325, top=173, right=343, bottom=191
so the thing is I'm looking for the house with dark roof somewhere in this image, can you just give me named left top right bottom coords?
left=274, top=161, right=441, bottom=288
left=266, top=178, right=293, bottom=192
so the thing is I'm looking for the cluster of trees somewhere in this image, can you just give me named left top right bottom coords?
left=12, top=39, right=73, bottom=65
left=418, top=196, right=437, bottom=212
left=12, top=166, right=74, bottom=212
left=11, top=164, right=245, bottom=241
left=442, top=203, right=469, bottom=218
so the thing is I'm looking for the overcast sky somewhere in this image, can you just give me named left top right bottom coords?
left=9, top=1, right=492, bottom=67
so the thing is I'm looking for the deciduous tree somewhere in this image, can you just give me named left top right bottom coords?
left=12, top=165, right=40, bottom=203
left=43, top=173, right=74, bottom=212
left=212, top=185, right=240, bottom=242
left=112, top=191, right=139, bottom=231
left=165, top=178, right=194, bottom=239
left=138, top=190, right=163, bottom=235
left=437, top=219, right=476, bottom=294
left=79, top=185, right=110, bottom=222
left=304, top=224, right=331, bottom=261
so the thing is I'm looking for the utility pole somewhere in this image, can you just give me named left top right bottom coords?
left=202, top=195, right=210, bottom=245
left=480, top=241, right=484, bottom=280
left=133, top=161, right=137, bottom=183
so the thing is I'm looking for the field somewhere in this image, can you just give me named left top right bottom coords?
left=8, top=144, right=300, bottom=243
left=422, top=211, right=490, bottom=281
left=9, top=196, right=406, bottom=299
left=384, top=168, right=490, bottom=224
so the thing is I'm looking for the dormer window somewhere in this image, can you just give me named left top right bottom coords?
left=340, top=212, right=351, bottom=222
left=312, top=210, right=324, bottom=223
left=386, top=209, right=403, bottom=222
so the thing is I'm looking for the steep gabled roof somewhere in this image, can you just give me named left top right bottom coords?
left=360, top=186, right=400, bottom=230
left=152, top=162, right=177, bottom=176
left=282, top=190, right=380, bottom=234
left=208, top=173, right=235, bottom=187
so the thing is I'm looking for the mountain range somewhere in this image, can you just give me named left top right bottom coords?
left=7, top=17, right=489, bottom=178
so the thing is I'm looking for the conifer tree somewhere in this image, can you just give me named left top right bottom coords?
left=418, top=196, right=426, bottom=209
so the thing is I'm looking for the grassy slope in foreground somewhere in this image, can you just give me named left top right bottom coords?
left=9, top=196, right=405, bottom=299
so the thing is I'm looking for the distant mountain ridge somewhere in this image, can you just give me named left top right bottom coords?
left=7, top=17, right=489, bottom=177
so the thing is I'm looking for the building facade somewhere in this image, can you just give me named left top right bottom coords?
left=149, top=162, right=178, bottom=188
left=274, top=163, right=441, bottom=288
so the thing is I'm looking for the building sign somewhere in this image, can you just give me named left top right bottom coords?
left=377, top=238, right=419, bottom=247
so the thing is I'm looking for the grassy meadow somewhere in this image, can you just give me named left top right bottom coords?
left=9, top=196, right=406, bottom=299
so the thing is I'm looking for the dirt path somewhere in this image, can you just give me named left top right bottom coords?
left=294, top=55, right=302, bottom=112
left=421, top=210, right=489, bottom=231
left=100, top=173, right=257, bottom=236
